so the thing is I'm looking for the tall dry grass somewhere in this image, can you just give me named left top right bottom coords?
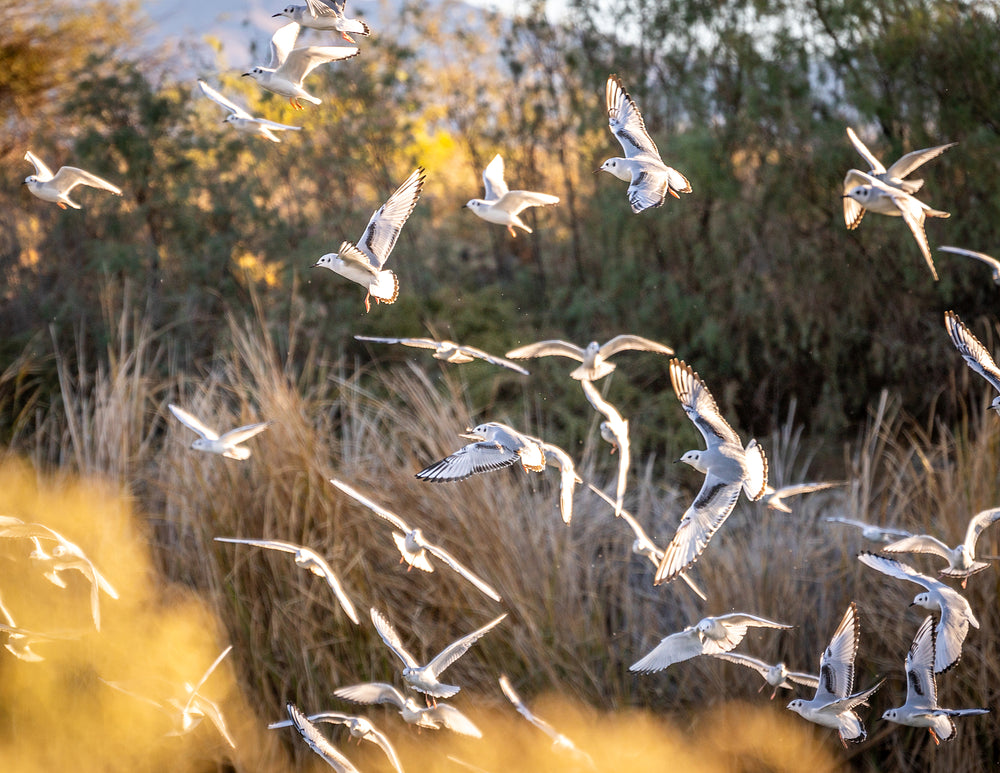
left=3, top=291, right=999, bottom=771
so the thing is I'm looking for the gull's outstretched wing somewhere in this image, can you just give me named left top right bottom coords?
left=197, top=80, right=250, bottom=118
left=669, top=359, right=741, bottom=448
left=598, top=334, right=674, bottom=358
left=421, top=540, right=502, bottom=602
left=329, top=478, right=411, bottom=532
left=903, top=616, right=938, bottom=710
left=945, top=310, right=1000, bottom=394
left=504, top=339, right=585, bottom=362
left=50, top=167, right=123, bottom=196
left=814, top=602, right=860, bottom=704
left=24, top=150, right=54, bottom=180
left=357, top=167, right=425, bottom=268
left=168, top=404, right=219, bottom=440
left=885, top=141, right=956, bottom=182
left=606, top=75, right=659, bottom=159
left=279, top=44, right=359, bottom=83
left=332, top=682, right=406, bottom=709
left=268, top=22, right=301, bottom=68
left=425, top=613, right=507, bottom=676
left=415, top=441, right=520, bottom=482
left=370, top=609, right=420, bottom=668
left=217, top=420, right=272, bottom=446
left=482, top=154, right=509, bottom=201
left=285, top=703, right=360, bottom=773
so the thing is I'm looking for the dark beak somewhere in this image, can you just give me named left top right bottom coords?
left=241, top=72, right=251, bottom=77
left=272, top=12, right=282, bottom=16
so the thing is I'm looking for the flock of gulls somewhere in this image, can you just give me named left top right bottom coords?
left=10, top=0, right=1000, bottom=768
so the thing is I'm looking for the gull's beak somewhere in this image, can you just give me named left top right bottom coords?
left=272, top=12, right=282, bottom=16
left=311, top=261, right=321, bottom=268
left=673, top=458, right=681, bottom=464
left=21, top=180, right=27, bottom=185
left=241, top=72, right=251, bottom=77
left=908, top=601, right=916, bottom=607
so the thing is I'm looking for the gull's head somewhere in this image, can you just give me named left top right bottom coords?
left=272, top=6, right=297, bottom=18
left=191, top=438, right=211, bottom=452
left=461, top=424, right=489, bottom=441
left=599, top=158, right=630, bottom=182
left=786, top=699, right=804, bottom=714
left=242, top=67, right=264, bottom=80
left=23, top=175, right=37, bottom=186
left=882, top=709, right=898, bottom=721
left=677, top=450, right=703, bottom=469
left=313, top=252, right=337, bottom=271
left=843, top=185, right=873, bottom=204
left=911, top=592, right=932, bottom=609
left=464, top=199, right=485, bottom=212
left=989, top=396, right=1000, bottom=414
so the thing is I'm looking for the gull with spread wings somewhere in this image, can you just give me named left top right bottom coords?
left=416, top=422, right=546, bottom=482
left=197, top=80, right=301, bottom=143
left=332, top=682, right=482, bottom=737
left=711, top=652, right=819, bottom=700
left=23, top=150, right=122, bottom=209
left=945, top=310, right=1000, bottom=415
left=354, top=335, right=529, bottom=374
left=168, top=403, right=271, bottom=461
left=314, top=167, right=425, bottom=311
left=283, top=703, right=360, bottom=773
left=464, top=154, right=559, bottom=237
left=272, top=0, right=370, bottom=43
left=600, top=74, right=691, bottom=212
left=269, top=710, right=402, bottom=773
left=214, top=537, right=360, bottom=624
left=654, top=359, right=768, bottom=585
left=328, top=478, right=501, bottom=602
left=505, top=334, right=673, bottom=381
left=370, top=608, right=506, bottom=698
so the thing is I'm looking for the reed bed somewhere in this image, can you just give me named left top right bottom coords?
left=3, top=297, right=999, bottom=772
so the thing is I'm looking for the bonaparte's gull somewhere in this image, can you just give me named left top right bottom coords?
left=354, top=335, right=529, bottom=374
left=761, top=481, right=843, bottom=513
left=23, top=150, right=122, bottom=209
left=328, top=478, right=502, bottom=602
left=881, top=507, right=1000, bottom=588
left=272, top=0, right=370, bottom=43
left=824, top=516, right=913, bottom=543
left=601, top=74, right=691, bottom=213
left=580, top=379, right=629, bottom=518
left=0, top=516, right=118, bottom=632
left=786, top=603, right=884, bottom=746
left=843, top=127, right=955, bottom=229
left=415, top=422, right=546, bottom=481
left=197, top=80, right=301, bottom=143
left=314, top=167, right=425, bottom=312
left=464, top=154, right=559, bottom=237
left=269, top=711, right=402, bottom=773
left=711, top=652, right=819, bottom=699
left=585, top=483, right=707, bottom=601
left=214, top=537, right=360, bottom=624
left=242, top=22, right=358, bottom=109
left=505, top=334, right=673, bottom=381
left=333, top=682, right=482, bottom=736
left=103, top=645, right=237, bottom=748
left=945, top=310, right=1000, bottom=415
left=938, top=246, right=1000, bottom=285
left=0, top=591, right=79, bottom=662
left=529, top=439, right=582, bottom=525
left=654, top=359, right=768, bottom=585
left=881, top=616, right=989, bottom=744
left=498, top=675, right=594, bottom=766
left=283, top=703, right=360, bottom=773
left=630, top=613, right=791, bottom=673
left=842, top=169, right=949, bottom=280
left=370, top=608, right=506, bottom=698
left=858, top=552, right=978, bottom=673
left=168, top=403, right=271, bottom=460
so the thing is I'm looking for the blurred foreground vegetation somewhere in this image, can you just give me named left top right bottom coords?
left=1, top=0, right=1000, bottom=770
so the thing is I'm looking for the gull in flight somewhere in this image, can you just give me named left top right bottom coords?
left=370, top=608, right=506, bottom=698
left=858, top=552, right=979, bottom=673
left=328, top=478, right=501, bottom=602
left=824, top=516, right=912, bottom=543
left=269, top=711, right=403, bottom=773
left=939, top=246, right=1000, bottom=285
left=0, top=591, right=79, bottom=662
left=0, top=515, right=118, bottom=632
left=881, top=507, right=1000, bottom=588
left=842, top=169, right=949, bottom=280
left=197, top=80, right=301, bottom=143
left=272, top=0, right=370, bottom=43
left=786, top=602, right=884, bottom=746
left=654, top=359, right=768, bottom=585
left=945, top=310, right=1000, bottom=415
left=416, top=422, right=546, bottom=482
left=168, top=403, right=271, bottom=460
left=499, top=675, right=594, bottom=766
left=586, top=482, right=706, bottom=601
left=103, top=645, right=237, bottom=748
left=283, top=703, right=360, bottom=773
left=505, top=334, right=673, bottom=382
left=843, top=127, right=955, bottom=229
left=354, top=335, right=529, bottom=374
left=242, top=22, right=358, bottom=109
left=464, top=154, right=559, bottom=237
left=600, top=74, right=691, bottom=213
left=881, top=616, right=989, bottom=744
left=333, top=682, right=482, bottom=737
left=580, top=379, right=629, bottom=518
left=527, top=438, right=582, bottom=525
left=22, top=150, right=122, bottom=210
left=761, top=481, right=843, bottom=513
left=630, top=613, right=791, bottom=673
left=314, top=167, right=425, bottom=312
left=214, top=537, right=360, bottom=624
left=711, top=652, right=819, bottom=700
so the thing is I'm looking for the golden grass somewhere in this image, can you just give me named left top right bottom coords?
left=3, top=296, right=999, bottom=771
